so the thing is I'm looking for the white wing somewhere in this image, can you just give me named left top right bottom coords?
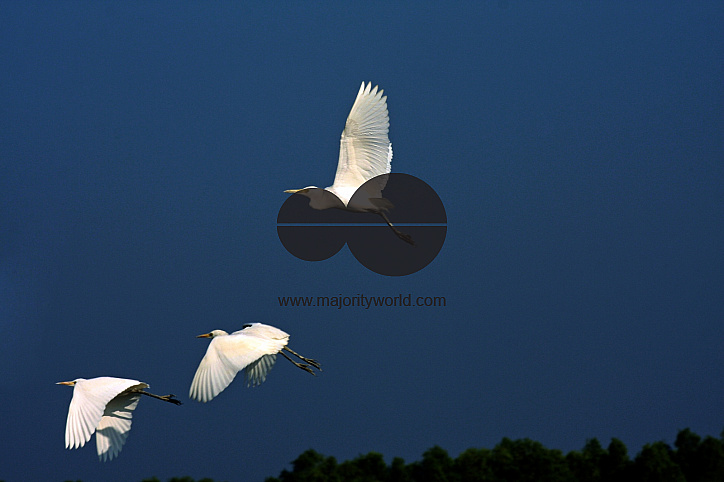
left=239, top=324, right=287, bottom=386
left=64, top=377, right=144, bottom=452
left=95, top=388, right=144, bottom=461
left=189, top=331, right=288, bottom=402
left=331, top=82, right=392, bottom=202
left=244, top=354, right=278, bottom=387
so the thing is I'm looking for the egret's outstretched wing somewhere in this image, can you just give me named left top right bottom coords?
left=244, top=354, right=278, bottom=387
left=333, top=82, right=392, bottom=197
left=64, top=377, right=144, bottom=451
left=95, top=388, right=144, bottom=461
left=239, top=324, right=288, bottom=386
left=189, top=332, right=287, bottom=402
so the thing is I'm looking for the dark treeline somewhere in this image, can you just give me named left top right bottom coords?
left=264, top=428, right=724, bottom=482
left=54, top=428, right=723, bottom=482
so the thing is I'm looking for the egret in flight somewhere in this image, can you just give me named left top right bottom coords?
left=57, top=377, right=181, bottom=461
left=285, top=82, right=414, bottom=245
left=190, top=323, right=321, bottom=403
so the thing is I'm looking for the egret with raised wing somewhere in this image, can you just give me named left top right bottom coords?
left=190, top=323, right=321, bottom=403
left=284, top=82, right=414, bottom=245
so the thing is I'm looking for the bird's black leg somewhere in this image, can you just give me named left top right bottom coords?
left=283, top=346, right=322, bottom=370
left=378, top=212, right=415, bottom=246
left=135, top=390, right=183, bottom=405
left=280, top=350, right=317, bottom=376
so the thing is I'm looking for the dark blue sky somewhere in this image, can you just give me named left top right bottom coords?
left=2, top=2, right=723, bottom=481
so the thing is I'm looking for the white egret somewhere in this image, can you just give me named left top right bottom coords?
left=57, top=377, right=181, bottom=461
left=285, top=82, right=414, bottom=245
left=189, top=323, right=321, bottom=403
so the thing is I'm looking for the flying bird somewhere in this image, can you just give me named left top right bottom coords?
left=190, top=323, right=321, bottom=403
left=57, top=377, right=181, bottom=461
left=284, top=82, right=414, bottom=245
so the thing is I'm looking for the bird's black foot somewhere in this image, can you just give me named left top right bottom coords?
left=297, top=363, right=317, bottom=376
left=281, top=350, right=320, bottom=375
left=396, top=231, right=415, bottom=246
left=137, top=389, right=183, bottom=405
left=301, top=357, right=322, bottom=370
left=160, top=394, right=183, bottom=405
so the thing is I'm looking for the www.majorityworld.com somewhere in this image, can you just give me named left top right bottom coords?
left=278, top=294, right=447, bottom=309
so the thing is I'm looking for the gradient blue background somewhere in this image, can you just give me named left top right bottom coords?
left=2, top=2, right=723, bottom=481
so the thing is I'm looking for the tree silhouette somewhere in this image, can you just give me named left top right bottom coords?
left=266, top=449, right=340, bottom=482
left=674, top=428, right=724, bottom=482
left=633, top=441, right=685, bottom=482
left=263, top=428, right=723, bottom=482
left=455, top=447, right=494, bottom=481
